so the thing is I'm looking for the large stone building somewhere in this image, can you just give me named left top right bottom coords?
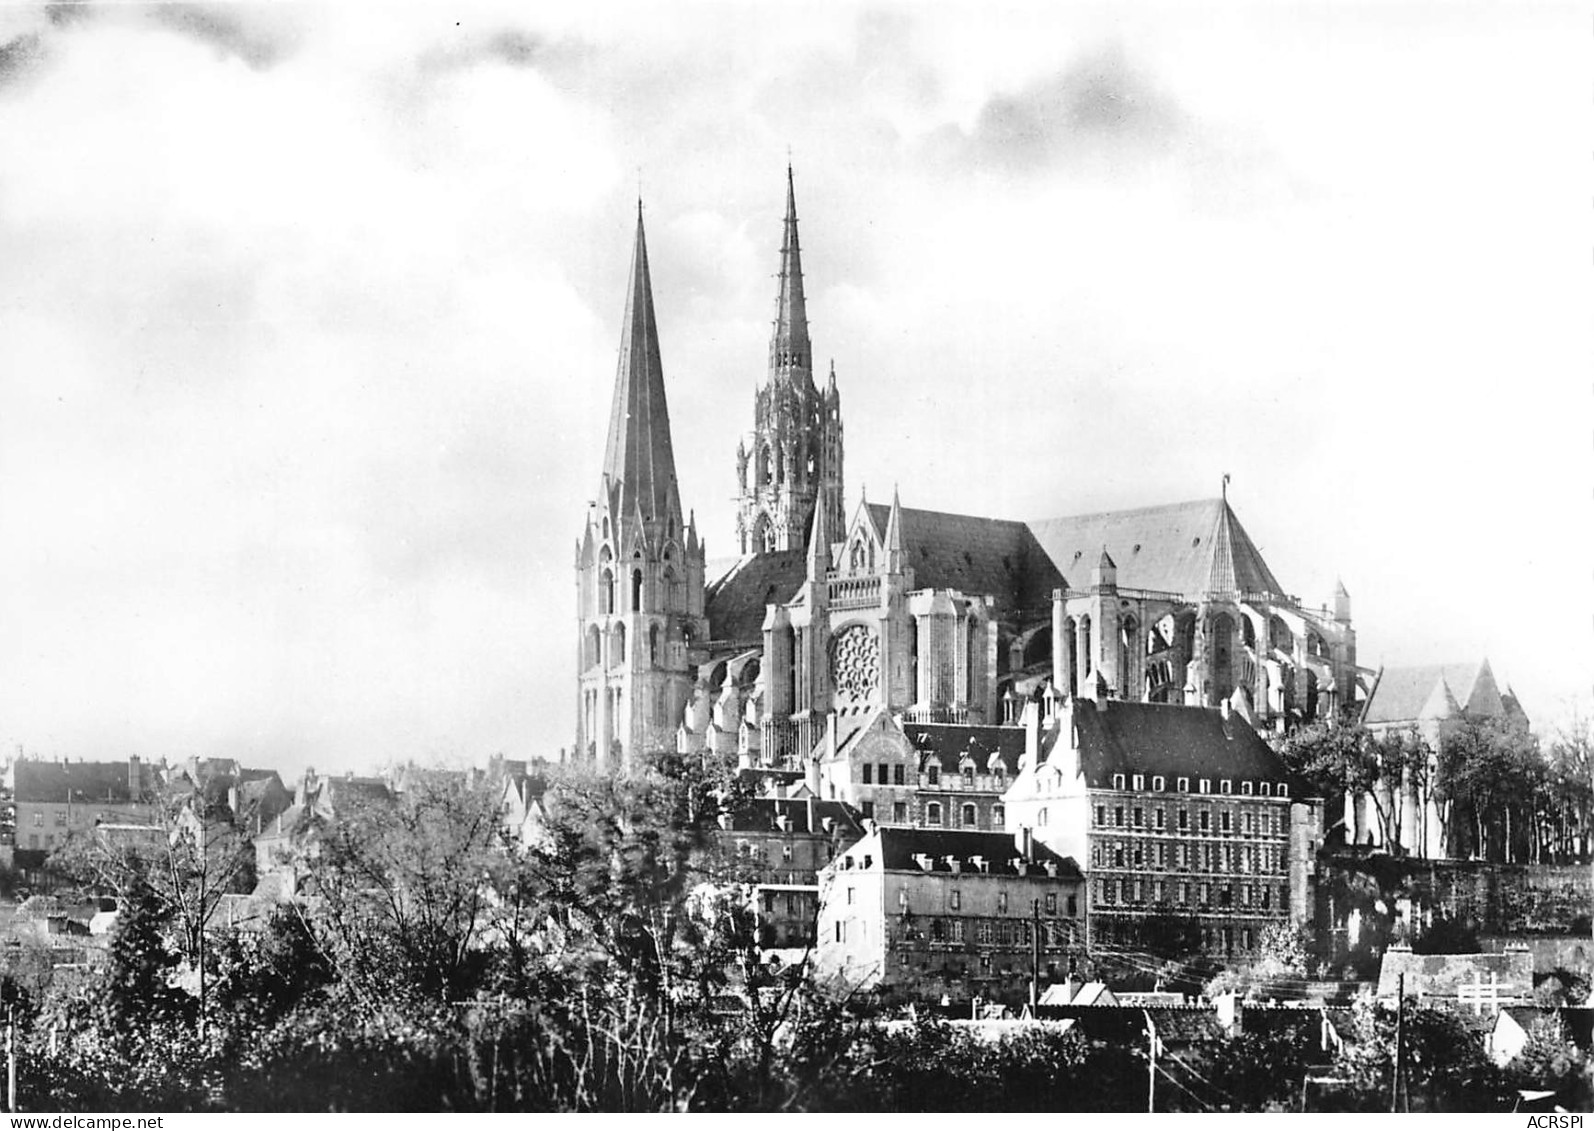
left=812, top=825, right=1085, bottom=1003
left=572, top=172, right=1365, bottom=791
left=1002, top=693, right=1318, bottom=956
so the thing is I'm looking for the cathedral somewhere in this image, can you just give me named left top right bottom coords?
left=574, top=172, right=1364, bottom=794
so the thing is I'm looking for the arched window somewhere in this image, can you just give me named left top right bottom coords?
left=631, top=569, right=643, bottom=611
left=1242, top=617, right=1256, bottom=649
left=649, top=624, right=660, bottom=665
left=600, top=570, right=615, bottom=615
left=960, top=803, right=977, bottom=828
left=926, top=802, right=943, bottom=826
left=761, top=445, right=774, bottom=486
left=613, top=623, right=626, bottom=664
left=992, top=804, right=1005, bottom=829
left=586, top=625, right=601, bottom=669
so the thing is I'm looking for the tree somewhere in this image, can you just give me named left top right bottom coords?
left=50, top=792, right=255, bottom=1037
left=1440, top=717, right=1543, bottom=862
left=301, top=768, right=508, bottom=1004
left=1279, top=723, right=1428, bottom=851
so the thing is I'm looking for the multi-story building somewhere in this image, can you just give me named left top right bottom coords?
left=1003, top=691, right=1319, bottom=957
left=813, top=825, right=1085, bottom=1004
left=5, top=756, right=164, bottom=864
left=718, top=795, right=864, bottom=955
left=815, top=714, right=1024, bottom=831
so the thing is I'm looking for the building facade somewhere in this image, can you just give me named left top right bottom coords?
left=717, top=795, right=864, bottom=954
left=812, top=826, right=1085, bottom=1004
left=1002, top=692, right=1319, bottom=957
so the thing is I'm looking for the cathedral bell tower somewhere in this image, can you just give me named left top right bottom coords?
left=736, top=167, right=845, bottom=555
left=575, top=203, right=708, bottom=773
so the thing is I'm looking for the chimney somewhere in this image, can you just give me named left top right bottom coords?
left=1022, top=701, right=1041, bottom=769
left=806, top=792, right=816, bottom=834
left=1019, top=826, right=1035, bottom=861
left=1042, top=860, right=1058, bottom=877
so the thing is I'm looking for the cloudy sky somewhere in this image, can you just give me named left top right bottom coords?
left=0, top=1, right=1588, bottom=778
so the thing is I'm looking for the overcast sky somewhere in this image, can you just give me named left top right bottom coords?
left=0, top=1, right=1588, bottom=778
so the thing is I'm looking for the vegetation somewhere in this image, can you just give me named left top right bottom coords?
left=2, top=752, right=1588, bottom=1112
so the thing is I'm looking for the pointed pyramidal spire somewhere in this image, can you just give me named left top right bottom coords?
left=806, top=478, right=832, bottom=581
left=884, top=485, right=904, bottom=570
left=601, top=201, right=681, bottom=525
left=770, top=164, right=811, bottom=372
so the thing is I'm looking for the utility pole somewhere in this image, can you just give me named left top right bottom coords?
left=1145, top=1010, right=1158, bottom=1113
left=1391, top=972, right=1405, bottom=1113
left=1029, top=898, right=1041, bottom=1009
left=7, top=1003, right=16, bottom=1113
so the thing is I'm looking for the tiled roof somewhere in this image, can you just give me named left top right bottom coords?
left=704, top=551, right=808, bottom=645
left=860, top=827, right=1082, bottom=878
left=864, top=503, right=1063, bottom=620
left=1363, top=659, right=1508, bottom=725
left=1375, top=949, right=1533, bottom=1000
left=901, top=723, right=1026, bottom=774
left=1028, top=498, right=1285, bottom=599
left=14, top=760, right=159, bottom=805
left=1053, top=700, right=1302, bottom=791
left=728, top=797, right=865, bottom=838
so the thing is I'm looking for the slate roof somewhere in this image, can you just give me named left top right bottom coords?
left=1030, top=1005, right=1222, bottom=1044
left=863, top=503, right=1063, bottom=619
left=728, top=797, right=865, bottom=839
left=1047, top=700, right=1303, bottom=792
left=1028, top=497, right=1285, bottom=599
left=704, top=550, right=808, bottom=645
left=13, top=759, right=159, bottom=805
left=602, top=207, right=681, bottom=525
left=1363, top=659, right=1512, bottom=726
left=851, top=827, right=1082, bottom=878
left=902, top=723, right=1026, bottom=774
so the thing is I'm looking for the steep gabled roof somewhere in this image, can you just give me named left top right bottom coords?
left=1028, top=497, right=1285, bottom=598
left=1053, top=700, right=1302, bottom=791
left=704, top=550, right=808, bottom=645
left=13, top=759, right=160, bottom=805
left=901, top=723, right=1026, bottom=774
left=1363, top=659, right=1512, bottom=726
left=862, top=503, right=1063, bottom=619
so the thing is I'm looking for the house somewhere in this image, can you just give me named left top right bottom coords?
left=1491, top=1006, right=1561, bottom=1067
left=252, top=768, right=396, bottom=896
left=1003, top=691, right=1319, bottom=957
left=717, top=793, right=864, bottom=953
left=166, top=757, right=292, bottom=833
left=813, top=825, right=1084, bottom=1005
left=6, top=756, right=165, bottom=864
left=1376, top=945, right=1534, bottom=1008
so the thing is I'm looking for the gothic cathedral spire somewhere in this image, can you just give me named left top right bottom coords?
left=576, top=202, right=707, bottom=774
left=603, top=202, right=682, bottom=526
left=736, top=166, right=845, bottom=556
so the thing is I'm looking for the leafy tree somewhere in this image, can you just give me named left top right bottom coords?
left=1279, top=724, right=1428, bottom=852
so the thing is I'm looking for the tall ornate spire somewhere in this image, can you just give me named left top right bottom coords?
left=770, top=164, right=811, bottom=372
left=602, top=202, right=681, bottom=524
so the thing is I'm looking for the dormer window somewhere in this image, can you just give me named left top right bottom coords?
left=1278, top=783, right=1289, bottom=798
left=1132, top=774, right=1144, bottom=791
left=1199, top=779, right=1211, bottom=795
left=926, top=764, right=941, bottom=786
left=1177, top=777, right=1190, bottom=793
left=1153, top=776, right=1165, bottom=791
left=1220, top=780, right=1232, bottom=796
left=1241, top=781, right=1253, bottom=796
left=1112, top=773, right=1126, bottom=790
left=1261, top=782, right=1273, bottom=797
